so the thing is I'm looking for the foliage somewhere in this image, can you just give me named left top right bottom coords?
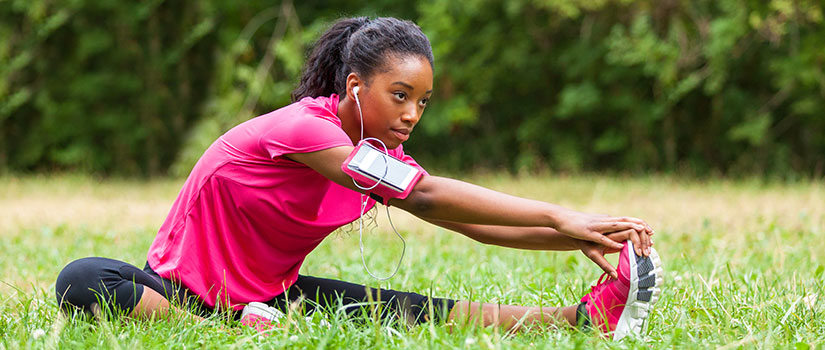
left=414, top=0, right=825, bottom=176
left=1, top=0, right=824, bottom=176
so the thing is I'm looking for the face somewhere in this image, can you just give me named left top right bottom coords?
left=351, top=55, right=433, bottom=149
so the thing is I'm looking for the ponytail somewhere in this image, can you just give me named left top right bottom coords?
left=291, top=17, right=369, bottom=102
left=291, top=17, right=433, bottom=102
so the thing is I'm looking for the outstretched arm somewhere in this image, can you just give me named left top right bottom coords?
left=287, top=146, right=653, bottom=256
left=392, top=175, right=654, bottom=254
left=425, top=219, right=640, bottom=278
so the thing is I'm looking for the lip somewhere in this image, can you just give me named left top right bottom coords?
left=391, top=128, right=411, bottom=142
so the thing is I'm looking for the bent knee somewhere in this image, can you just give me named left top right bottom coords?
left=55, top=257, right=109, bottom=313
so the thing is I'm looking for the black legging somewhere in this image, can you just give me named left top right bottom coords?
left=55, top=257, right=455, bottom=325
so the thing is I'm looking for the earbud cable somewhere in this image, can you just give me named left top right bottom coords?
left=352, top=89, right=406, bottom=280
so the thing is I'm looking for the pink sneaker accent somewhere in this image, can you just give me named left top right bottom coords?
left=240, top=313, right=281, bottom=334
left=581, top=240, right=663, bottom=340
left=240, top=302, right=284, bottom=334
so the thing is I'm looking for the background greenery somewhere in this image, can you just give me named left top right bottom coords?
left=2, top=0, right=824, bottom=177
left=4, top=2, right=823, bottom=347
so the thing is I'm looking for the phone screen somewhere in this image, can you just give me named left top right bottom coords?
left=348, top=143, right=418, bottom=192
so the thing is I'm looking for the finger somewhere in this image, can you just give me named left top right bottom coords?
left=617, top=216, right=647, bottom=225
left=639, top=229, right=650, bottom=256
left=602, top=216, right=643, bottom=225
left=592, top=221, right=645, bottom=234
left=585, top=249, right=617, bottom=279
left=642, top=221, right=654, bottom=234
left=613, top=216, right=655, bottom=235
left=629, top=229, right=642, bottom=256
left=604, top=228, right=635, bottom=243
left=595, top=234, right=625, bottom=250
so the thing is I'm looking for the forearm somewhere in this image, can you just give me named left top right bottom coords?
left=427, top=219, right=582, bottom=251
left=392, top=175, right=569, bottom=228
left=290, top=146, right=647, bottom=254
left=429, top=218, right=637, bottom=278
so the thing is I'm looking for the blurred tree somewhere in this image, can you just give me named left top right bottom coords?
left=1, top=0, right=217, bottom=175
left=412, top=0, right=825, bottom=176
left=1, top=0, right=823, bottom=177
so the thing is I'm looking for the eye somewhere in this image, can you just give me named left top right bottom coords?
left=393, top=92, right=406, bottom=101
left=419, top=97, right=429, bottom=107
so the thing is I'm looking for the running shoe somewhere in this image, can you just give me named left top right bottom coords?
left=240, top=302, right=284, bottom=334
left=579, top=240, right=663, bottom=340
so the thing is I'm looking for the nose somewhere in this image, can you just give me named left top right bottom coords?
left=401, top=105, right=420, bottom=125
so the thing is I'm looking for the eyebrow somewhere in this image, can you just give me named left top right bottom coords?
left=392, top=81, right=433, bottom=94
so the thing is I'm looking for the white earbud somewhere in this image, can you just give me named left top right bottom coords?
left=353, top=85, right=363, bottom=134
left=353, top=85, right=364, bottom=141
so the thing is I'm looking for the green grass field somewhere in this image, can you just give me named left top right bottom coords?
left=1, top=174, right=823, bottom=348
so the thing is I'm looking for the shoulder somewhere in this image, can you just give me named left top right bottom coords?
left=257, top=94, right=351, bottom=157
left=274, top=94, right=344, bottom=137
left=256, top=94, right=344, bottom=138
left=294, top=94, right=341, bottom=125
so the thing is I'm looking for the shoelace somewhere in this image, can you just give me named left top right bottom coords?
left=589, top=272, right=613, bottom=296
left=584, top=272, right=619, bottom=332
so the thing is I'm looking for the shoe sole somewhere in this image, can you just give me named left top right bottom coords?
left=613, top=240, right=663, bottom=340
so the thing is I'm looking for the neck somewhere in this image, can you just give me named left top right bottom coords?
left=338, top=95, right=361, bottom=145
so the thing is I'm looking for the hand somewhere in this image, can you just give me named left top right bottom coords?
left=555, top=209, right=652, bottom=253
left=577, top=229, right=655, bottom=278
left=603, top=213, right=655, bottom=257
left=627, top=217, right=655, bottom=257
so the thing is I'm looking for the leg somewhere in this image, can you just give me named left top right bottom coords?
left=447, top=301, right=579, bottom=332
left=454, top=240, right=665, bottom=338
left=266, top=275, right=579, bottom=331
left=267, top=275, right=454, bottom=325
left=129, top=287, right=202, bottom=320
left=54, top=257, right=202, bottom=321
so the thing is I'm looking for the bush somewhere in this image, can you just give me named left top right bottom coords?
left=2, top=0, right=823, bottom=177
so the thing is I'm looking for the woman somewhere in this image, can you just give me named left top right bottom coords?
left=56, top=17, right=662, bottom=340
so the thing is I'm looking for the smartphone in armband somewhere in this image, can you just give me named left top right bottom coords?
left=341, top=140, right=423, bottom=202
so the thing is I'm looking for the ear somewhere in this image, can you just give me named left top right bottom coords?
left=345, top=73, right=363, bottom=100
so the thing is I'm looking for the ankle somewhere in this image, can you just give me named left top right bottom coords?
left=575, top=302, right=591, bottom=329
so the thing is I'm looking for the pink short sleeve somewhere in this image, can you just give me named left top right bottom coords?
left=259, top=114, right=353, bottom=159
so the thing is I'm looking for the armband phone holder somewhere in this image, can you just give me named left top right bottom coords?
left=342, top=139, right=423, bottom=203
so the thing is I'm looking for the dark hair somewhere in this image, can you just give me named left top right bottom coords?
left=291, top=17, right=434, bottom=102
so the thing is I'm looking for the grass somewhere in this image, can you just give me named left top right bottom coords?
left=1, top=173, right=824, bottom=348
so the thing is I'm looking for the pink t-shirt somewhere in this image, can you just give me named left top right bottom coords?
left=147, top=94, right=426, bottom=309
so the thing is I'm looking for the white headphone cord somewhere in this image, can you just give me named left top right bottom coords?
left=351, top=88, right=387, bottom=191
left=351, top=87, right=406, bottom=280
left=357, top=194, right=407, bottom=281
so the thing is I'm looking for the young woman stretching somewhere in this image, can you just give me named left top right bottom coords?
left=55, top=17, right=663, bottom=340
